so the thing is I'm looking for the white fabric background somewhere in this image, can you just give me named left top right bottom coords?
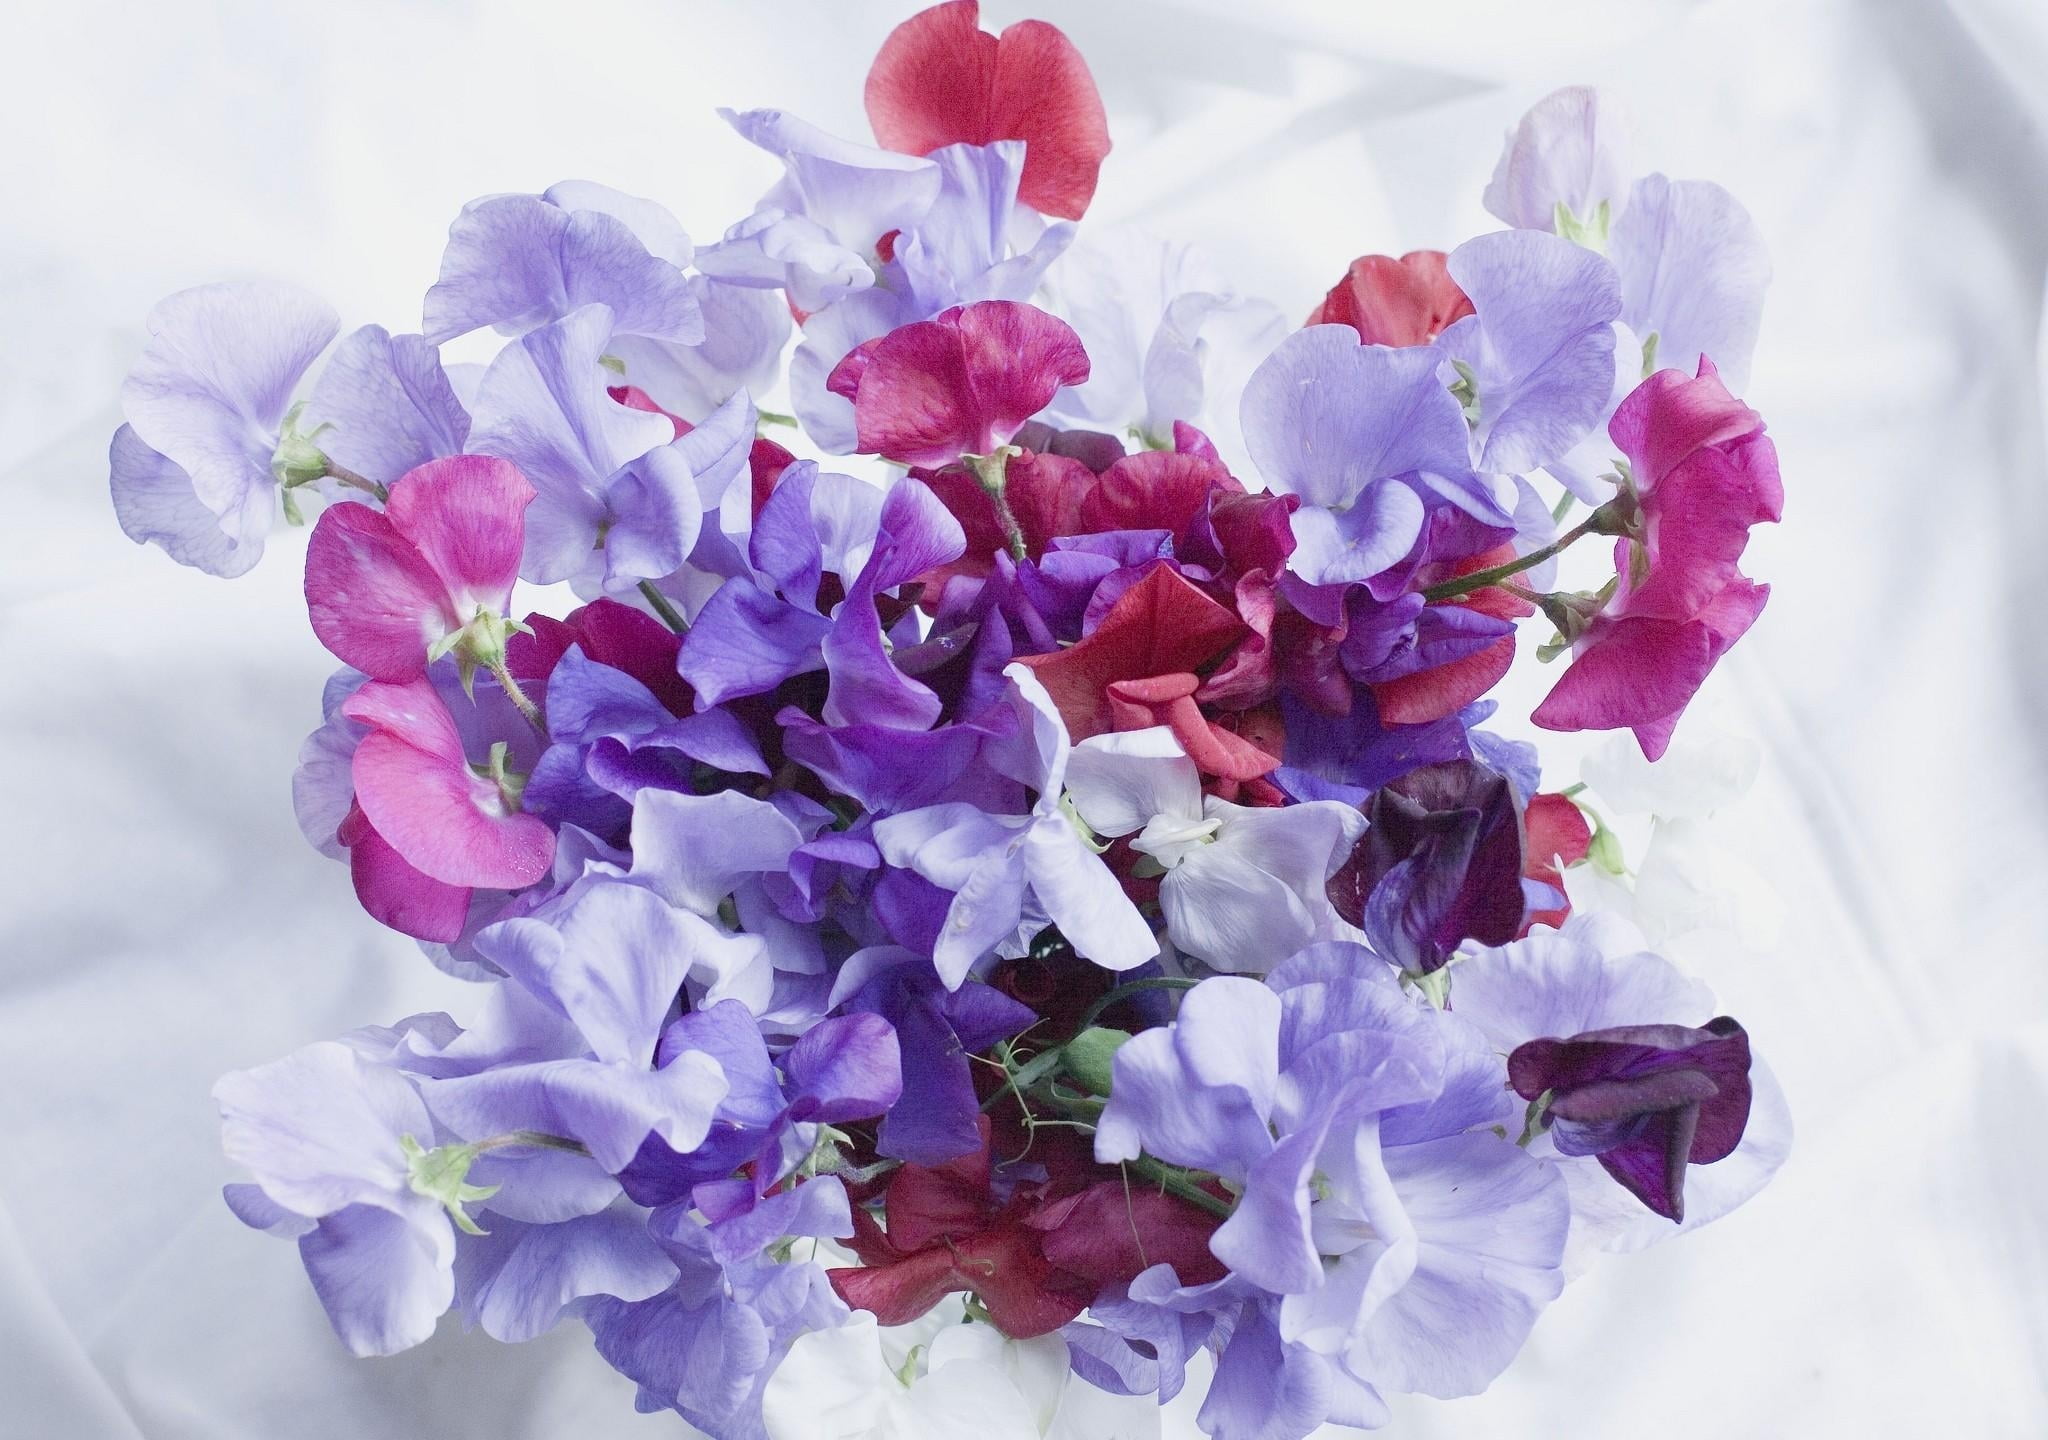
left=3, top=0, right=2044, bottom=1435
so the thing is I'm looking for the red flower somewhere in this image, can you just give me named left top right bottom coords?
left=506, top=597, right=691, bottom=717
left=827, top=301, right=1090, bottom=466
left=865, top=0, right=1112, bottom=221
left=1307, top=251, right=1473, bottom=346
left=1520, top=791, right=1593, bottom=932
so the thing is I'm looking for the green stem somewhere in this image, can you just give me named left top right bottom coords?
left=1420, top=518, right=1595, bottom=602
left=638, top=580, right=690, bottom=635
left=487, top=657, right=547, bottom=734
left=1126, top=1156, right=1234, bottom=1219
left=1073, top=976, right=1199, bottom=1036
left=756, top=408, right=800, bottom=430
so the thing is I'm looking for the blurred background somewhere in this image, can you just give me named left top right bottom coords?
left=3, top=0, right=2045, bottom=1435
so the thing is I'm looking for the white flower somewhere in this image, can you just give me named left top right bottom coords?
left=1064, top=727, right=1365, bottom=973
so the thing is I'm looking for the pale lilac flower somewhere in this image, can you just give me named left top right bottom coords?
left=1482, top=86, right=1631, bottom=235
left=110, top=280, right=338, bottom=576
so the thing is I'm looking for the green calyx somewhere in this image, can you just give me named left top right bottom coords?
left=1553, top=199, right=1612, bottom=250
left=428, top=606, right=536, bottom=697
left=1447, top=359, right=1482, bottom=424
left=1058, top=791, right=1109, bottom=853
left=471, top=740, right=528, bottom=812
left=270, top=402, right=333, bottom=488
left=399, top=1134, right=501, bottom=1236
left=1060, top=1027, right=1130, bottom=1098
left=1516, top=1090, right=1554, bottom=1147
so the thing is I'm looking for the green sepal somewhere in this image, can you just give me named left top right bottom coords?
left=399, top=1134, right=500, bottom=1236
left=1553, top=198, right=1611, bottom=250
left=269, top=402, right=332, bottom=487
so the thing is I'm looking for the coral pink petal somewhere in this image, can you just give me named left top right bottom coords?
left=865, top=1, right=1110, bottom=220
left=382, top=454, right=535, bottom=617
left=306, top=501, right=455, bottom=680
left=339, top=804, right=471, bottom=942
left=1372, top=633, right=1517, bottom=726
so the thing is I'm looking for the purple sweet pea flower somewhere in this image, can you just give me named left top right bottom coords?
left=469, top=303, right=755, bottom=590
left=1482, top=86, right=1631, bottom=236
left=215, top=1041, right=456, bottom=1356
left=607, top=273, right=793, bottom=427
left=1324, top=757, right=1528, bottom=974
left=301, top=324, right=470, bottom=489
left=111, top=280, right=339, bottom=576
left=1093, top=953, right=1569, bottom=1414
left=1434, top=229, right=1622, bottom=477
left=1454, top=914, right=1792, bottom=1259
left=1238, top=326, right=1480, bottom=585
left=1609, top=172, right=1771, bottom=393
left=872, top=666, right=1159, bottom=984
left=424, top=182, right=702, bottom=346
left=831, top=946, right=1035, bottom=1164
left=453, top=1197, right=678, bottom=1343
left=1508, top=1016, right=1752, bottom=1223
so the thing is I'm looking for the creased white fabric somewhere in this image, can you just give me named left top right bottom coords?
left=1, top=0, right=2043, bottom=1436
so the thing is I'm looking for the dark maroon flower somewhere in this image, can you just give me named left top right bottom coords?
left=1327, top=758, right=1525, bottom=972
left=1508, top=1018, right=1754, bottom=1222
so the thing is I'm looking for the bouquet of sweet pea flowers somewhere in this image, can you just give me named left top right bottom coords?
left=109, top=3, right=1792, bottom=1435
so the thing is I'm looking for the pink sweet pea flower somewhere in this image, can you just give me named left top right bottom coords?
left=826, top=301, right=1089, bottom=467
left=338, top=677, right=554, bottom=941
left=305, top=454, right=535, bottom=682
left=864, top=0, right=1111, bottom=221
left=1533, top=358, right=1781, bottom=759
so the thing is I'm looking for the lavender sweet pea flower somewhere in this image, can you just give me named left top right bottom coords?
left=703, top=108, right=942, bottom=311
left=608, top=274, right=793, bottom=425
left=873, top=666, right=1158, bottom=985
left=1434, top=230, right=1622, bottom=477
left=453, top=1197, right=678, bottom=1343
left=215, top=1041, right=456, bottom=1356
left=1482, top=86, right=1631, bottom=236
left=424, top=182, right=702, bottom=346
left=1609, top=172, right=1771, bottom=392
left=1238, top=326, right=1479, bottom=585
left=302, top=324, right=470, bottom=489
left=111, top=280, right=339, bottom=576
left=1453, top=913, right=1792, bottom=1263
left=469, top=304, right=753, bottom=590
left=1063, top=726, right=1365, bottom=973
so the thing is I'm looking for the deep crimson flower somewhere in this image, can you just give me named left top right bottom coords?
left=829, top=1116, right=1222, bottom=1337
left=1015, top=565, right=1247, bottom=742
left=506, top=597, right=692, bottom=717
left=827, top=301, right=1090, bottom=466
left=864, top=0, right=1112, bottom=221
left=1534, top=359, right=1781, bottom=759
left=915, top=446, right=1095, bottom=591
left=1306, top=250, right=1474, bottom=346
left=1076, top=450, right=1242, bottom=541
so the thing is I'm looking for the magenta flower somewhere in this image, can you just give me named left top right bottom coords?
left=826, top=300, right=1089, bottom=466
left=338, top=677, right=554, bottom=941
left=305, top=455, right=535, bottom=682
left=1534, top=358, right=1781, bottom=759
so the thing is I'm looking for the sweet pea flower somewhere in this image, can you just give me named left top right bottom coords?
left=864, top=0, right=1111, bottom=221
left=1533, top=358, right=1781, bottom=759
left=215, top=1041, right=458, bottom=1356
left=304, top=454, right=535, bottom=683
left=872, top=665, right=1157, bottom=984
left=1306, top=250, right=1472, bottom=347
left=1063, top=726, right=1365, bottom=973
left=828, top=300, right=1090, bottom=466
left=110, top=280, right=339, bottom=576
left=1482, top=86, right=1631, bottom=237
left=1434, top=229, right=1623, bottom=476
left=301, top=325, right=470, bottom=490
left=339, top=676, right=555, bottom=941
left=1609, top=172, right=1771, bottom=392
left=1238, top=325, right=1483, bottom=585
left=424, top=181, right=702, bottom=346
left=1454, top=913, right=1791, bottom=1263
